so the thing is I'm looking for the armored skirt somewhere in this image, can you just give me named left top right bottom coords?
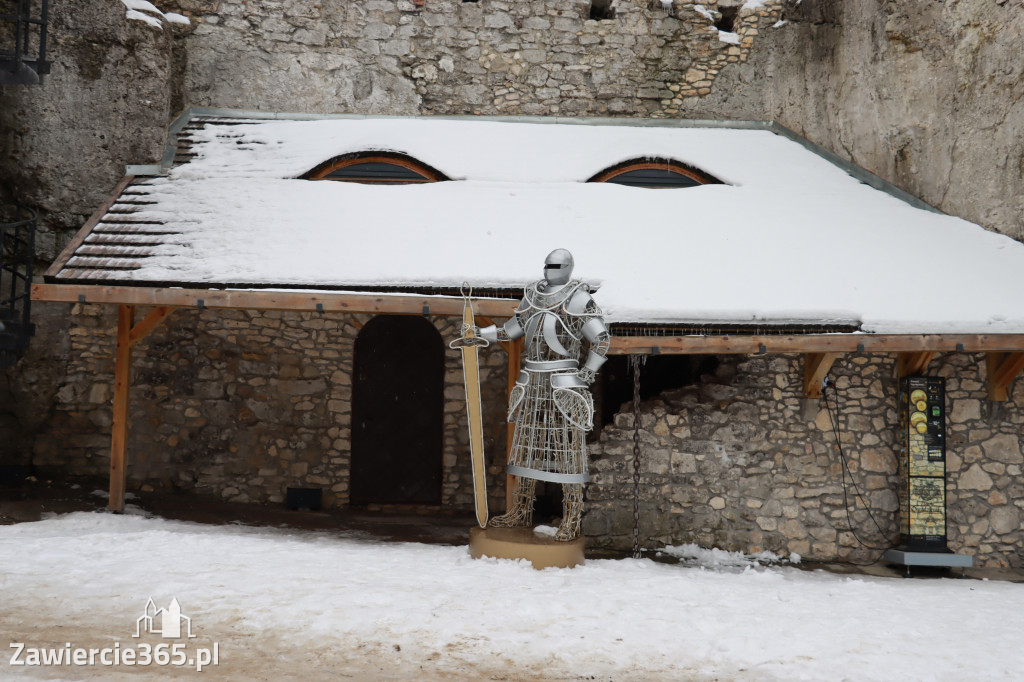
left=504, top=280, right=600, bottom=485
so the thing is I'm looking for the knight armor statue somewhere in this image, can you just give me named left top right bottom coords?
left=479, top=248, right=609, bottom=541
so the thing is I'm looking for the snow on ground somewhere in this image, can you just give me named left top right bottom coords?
left=2, top=512, right=1023, bottom=681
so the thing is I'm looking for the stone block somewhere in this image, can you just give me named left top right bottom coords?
left=990, top=506, right=1020, bottom=535
left=958, top=463, right=994, bottom=491
left=982, top=433, right=1022, bottom=464
left=950, top=398, right=982, bottom=423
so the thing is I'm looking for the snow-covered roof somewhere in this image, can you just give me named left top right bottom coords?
left=48, top=113, right=1024, bottom=333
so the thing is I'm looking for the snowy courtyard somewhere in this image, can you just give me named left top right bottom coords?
left=2, top=509, right=1023, bottom=681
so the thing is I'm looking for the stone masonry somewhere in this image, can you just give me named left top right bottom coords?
left=35, top=303, right=1024, bottom=568
left=166, top=0, right=782, bottom=118
left=3, top=0, right=1024, bottom=570
left=585, top=352, right=1024, bottom=568
left=33, top=304, right=512, bottom=513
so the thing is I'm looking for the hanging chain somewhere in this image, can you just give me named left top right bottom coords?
left=631, top=354, right=642, bottom=559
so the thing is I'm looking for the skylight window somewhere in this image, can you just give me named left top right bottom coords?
left=304, top=153, right=447, bottom=184
left=589, top=159, right=721, bottom=188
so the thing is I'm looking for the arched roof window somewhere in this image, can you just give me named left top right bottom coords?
left=303, top=152, right=448, bottom=184
left=588, top=159, right=721, bottom=188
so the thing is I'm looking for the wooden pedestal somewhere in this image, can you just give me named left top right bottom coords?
left=469, top=526, right=585, bottom=569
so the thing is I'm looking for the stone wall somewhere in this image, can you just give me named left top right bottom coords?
left=164, top=0, right=782, bottom=118
left=585, top=352, right=1024, bottom=568
left=33, top=305, right=511, bottom=512
left=679, top=0, right=1024, bottom=242
left=0, top=1, right=179, bottom=466
left=0, top=1, right=176, bottom=259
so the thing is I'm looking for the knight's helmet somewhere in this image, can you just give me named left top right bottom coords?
left=543, top=248, right=574, bottom=287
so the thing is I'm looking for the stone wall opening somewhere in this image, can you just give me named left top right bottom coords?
left=715, top=6, right=738, bottom=33
left=589, top=0, right=616, bottom=21
left=351, top=315, right=445, bottom=505
left=595, top=354, right=720, bottom=432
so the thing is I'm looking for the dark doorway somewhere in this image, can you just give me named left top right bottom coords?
left=594, top=355, right=720, bottom=430
left=351, top=315, right=444, bottom=504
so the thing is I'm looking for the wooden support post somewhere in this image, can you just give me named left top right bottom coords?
left=897, top=351, right=936, bottom=378
left=505, top=338, right=523, bottom=512
left=987, top=352, right=1024, bottom=402
left=109, top=305, right=135, bottom=512
left=804, top=352, right=839, bottom=399
left=108, top=305, right=178, bottom=512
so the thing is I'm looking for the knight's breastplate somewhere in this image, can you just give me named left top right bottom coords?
left=520, top=283, right=584, bottom=363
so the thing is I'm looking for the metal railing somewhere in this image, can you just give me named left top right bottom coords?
left=0, top=206, right=36, bottom=367
left=0, top=0, right=50, bottom=84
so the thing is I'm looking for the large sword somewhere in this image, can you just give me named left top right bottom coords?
left=449, top=284, right=490, bottom=528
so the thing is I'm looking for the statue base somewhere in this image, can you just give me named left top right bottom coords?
left=468, top=526, right=585, bottom=569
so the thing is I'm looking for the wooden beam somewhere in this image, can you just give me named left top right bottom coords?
left=33, top=283, right=519, bottom=318
left=109, top=305, right=134, bottom=512
left=804, top=352, right=840, bottom=398
left=897, top=351, right=936, bottom=378
left=128, top=306, right=178, bottom=348
left=988, top=352, right=1024, bottom=401
left=505, top=338, right=523, bottom=513
left=45, top=176, right=136, bottom=279
left=609, top=333, right=1024, bottom=355
left=34, top=283, right=1024, bottom=354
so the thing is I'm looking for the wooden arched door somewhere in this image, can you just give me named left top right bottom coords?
left=350, top=315, right=444, bottom=504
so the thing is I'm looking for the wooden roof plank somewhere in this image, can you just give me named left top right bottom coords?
left=91, top=224, right=176, bottom=234
left=76, top=245, right=157, bottom=257
left=65, top=256, right=145, bottom=270
left=44, top=176, right=137, bottom=278
left=85, top=233, right=166, bottom=246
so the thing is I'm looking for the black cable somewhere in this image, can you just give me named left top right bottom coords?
left=822, top=379, right=895, bottom=555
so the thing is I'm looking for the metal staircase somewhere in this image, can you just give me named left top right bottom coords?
left=0, top=207, right=36, bottom=368
left=0, top=1, right=48, bottom=364
left=0, top=0, right=50, bottom=84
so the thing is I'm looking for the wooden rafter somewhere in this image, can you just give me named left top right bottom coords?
left=33, top=283, right=519, bottom=319
left=897, top=351, right=937, bottom=378
left=987, top=352, right=1024, bottom=402
left=33, top=284, right=1024, bottom=356
left=804, top=352, right=840, bottom=399
left=610, top=334, right=1024, bottom=355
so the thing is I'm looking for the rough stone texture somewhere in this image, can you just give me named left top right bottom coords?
left=0, top=1, right=175, bottom=261
left=163, top=0, right=782, bottom=118
left=585, top=353, right=1024, bottom=568
left=2, top=0, right=1023, bottom=567
left=33, top=305, right=511, bottom=512
left=0, top=302, right=72, bottom=466
left=0, top=2, right=178, bottom=465
left=679, top=0, right=1024, bottom=242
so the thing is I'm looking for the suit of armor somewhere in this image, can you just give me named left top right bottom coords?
left=480, top=249, right=609, bottom=541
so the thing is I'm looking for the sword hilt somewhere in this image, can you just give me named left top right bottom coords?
left=451, top=336, right=489, bottom=349
left=450, top=281, right=490, bottom=349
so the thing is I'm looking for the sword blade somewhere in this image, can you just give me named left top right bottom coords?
left=450, top=294, right=489, bottom=528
